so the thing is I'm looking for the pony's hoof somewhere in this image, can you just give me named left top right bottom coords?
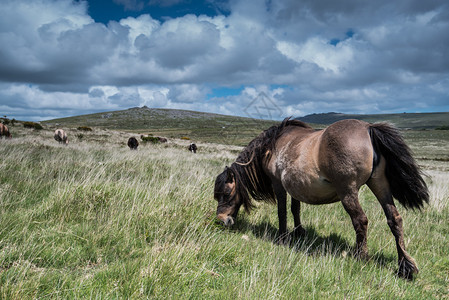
left=292, top=226, right=306, bottom=238
left=398, top=258, right=419, bottom=280
left=353, top=247, right=369, bottom=260
left=357, top=251, right=369, bottom=261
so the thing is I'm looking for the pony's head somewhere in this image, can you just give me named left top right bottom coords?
left=214, top=119, right=305, bottom=226
left=214, top=166, right=248, bottom=226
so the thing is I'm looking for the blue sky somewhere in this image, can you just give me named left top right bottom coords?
left=88, top=0, right=229, bottom=24
left=1, top=0, right=448, bottom=121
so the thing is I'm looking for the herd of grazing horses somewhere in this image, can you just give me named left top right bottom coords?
left=1, top=125, right=70, bottom=145
left=2, top=118, right=430, bottom=279
left=51, top=130, right=194, bottom=152
left=2, top=125, right=196, bottom=153
left=127, top=136, right=197, bottom=153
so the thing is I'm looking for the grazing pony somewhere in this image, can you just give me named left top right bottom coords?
left=128, top=137, right=139, bottom=150
left=188, top=143, right=197, bottom=153
left=0, top=123, right=12, bottom=139
left=214, top=118, right=428, bottom=279
left=54, top=129, right=68, bottom=145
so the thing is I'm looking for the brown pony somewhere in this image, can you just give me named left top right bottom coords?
left=128, top=137, right=139, bottom=150
left=0, top=123, right=12, bottom=139
left=54, top=129, right=68, bottom=145
left=214, top=118, right=428, bottom=279
left=188, top=143, right=197, bottom=153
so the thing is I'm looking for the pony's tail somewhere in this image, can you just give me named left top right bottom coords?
left=369, top=123, right=429, bottom=210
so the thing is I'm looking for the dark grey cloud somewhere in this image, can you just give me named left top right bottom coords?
left=134, top=15, right=222, bottom=69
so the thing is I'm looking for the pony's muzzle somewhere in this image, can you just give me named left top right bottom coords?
left=217, top=213, right=234, bottom=226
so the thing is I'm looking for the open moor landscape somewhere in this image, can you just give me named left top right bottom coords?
left=0, top=109, right=448, bottom=298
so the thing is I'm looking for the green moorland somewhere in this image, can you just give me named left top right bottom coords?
left=0, top=115, right=448, bottom=299
left=41, top=107, right=278, bottom=147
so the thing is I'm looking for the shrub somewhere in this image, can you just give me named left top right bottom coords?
left=23, top=121, right=43, bottom=130
left=435, top=126, right=449, bottom=130
left=181, top=136, right=190, bottom=140
left=141, top=136, right=160, bottom=143
left=77, top=126, right=92, bottom=131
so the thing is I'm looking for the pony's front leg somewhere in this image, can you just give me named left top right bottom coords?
left=291, top=197, right=306, bottom=238
left=339, top=188, right=369, bottom=259
left=273, top=183, right=288, bottom=244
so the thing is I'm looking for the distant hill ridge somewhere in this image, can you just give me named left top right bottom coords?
left=296, top=112, right=449, bottom=129
left=43, top=106, right=261, bottom=130
left=42, top=107, right=448, bottom=130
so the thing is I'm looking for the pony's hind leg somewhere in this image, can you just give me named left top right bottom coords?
left=291, top=197, right=306, bottom=237
left=338, top=186, right=369, bottom=259
left=367, top=174, right=419, bottom=279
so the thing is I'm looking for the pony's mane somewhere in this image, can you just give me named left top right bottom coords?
left=231, top=118, right=311, bottom=211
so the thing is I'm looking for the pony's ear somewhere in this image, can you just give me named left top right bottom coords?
left=225, top=167, right=235, bottom=183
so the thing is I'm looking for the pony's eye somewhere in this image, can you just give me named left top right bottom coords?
left=223, top=187, right=234, bottom=196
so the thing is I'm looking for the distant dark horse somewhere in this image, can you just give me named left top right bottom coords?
left=0, top=124, right=12, bottom=139
left=54, top=129, right=68, bottom=145
left=214, top=118, right=428, bottom=279
left=188, top=143, right=197, bottom=153
left=128, top=137, right=139, bottom=150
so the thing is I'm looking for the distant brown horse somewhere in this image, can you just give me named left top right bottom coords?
left=0, top=123, right=12, bottom=139
left=214, top=118, right=428, bottom=279
left=188, top=143, right=197, bottom=153
left=54, top=129, right=68, bottom=145
left=128, top=137, right=139, bottom=150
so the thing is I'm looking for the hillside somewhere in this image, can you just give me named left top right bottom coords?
left=296, top=112, right=449, bottom=129
left=40, top=108, right=449, bottom=145
left=41, top=106, right=277, bottom=146
left=42, top=106, right=256, bottom=129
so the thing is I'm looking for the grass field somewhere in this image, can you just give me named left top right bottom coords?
left=0, top=123, right=448, bottom=299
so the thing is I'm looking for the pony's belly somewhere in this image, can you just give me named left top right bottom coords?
left=284, top=176, right=339, bottom=204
